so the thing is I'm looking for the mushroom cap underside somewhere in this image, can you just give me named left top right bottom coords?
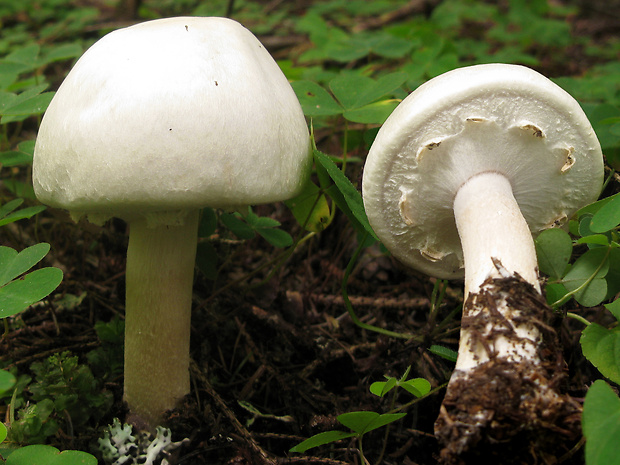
left=33, top=16, right=311, bottom=223
left=362, top=63, right=604, bottom=279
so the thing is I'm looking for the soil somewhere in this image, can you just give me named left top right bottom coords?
left=435, top=275, right=582, bottom=465
left=1, top=1, right=619, bottom=464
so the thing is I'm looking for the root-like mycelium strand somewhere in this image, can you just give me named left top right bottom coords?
left=435, top=275, right=582, bottom=464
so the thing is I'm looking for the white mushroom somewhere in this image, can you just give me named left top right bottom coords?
left=33, top=17, right=311, bottom=428
left=362, top=64, right=603, bottom=460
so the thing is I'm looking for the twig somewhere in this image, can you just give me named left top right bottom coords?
left=352, top=0, right=442, bottom=32
left=311, top=294, right=429, bottom=311
left=190, top=360, right=277, bottom=465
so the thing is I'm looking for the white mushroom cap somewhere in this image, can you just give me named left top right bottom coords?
left=362, top=63, right=603, bottom=279
left=33, top=16, right=311, bottom=225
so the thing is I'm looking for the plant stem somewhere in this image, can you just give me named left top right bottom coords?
left=358, top=435, right=368, bottom=465
left=342, top=232, right=417, bottom=340
left=566, top=311, right=591, bottom=326
left=124, top=210, right=199, bottom=428
left=376, top=389, right=399, bottom=465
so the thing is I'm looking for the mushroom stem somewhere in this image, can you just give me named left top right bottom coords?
left=452, top=171, right=540, bottom=372
left=454, top=171, right=540, bottom=298
left=435, top=171, right=581, bottom=461
left=124, top=210, right=199, bottom=428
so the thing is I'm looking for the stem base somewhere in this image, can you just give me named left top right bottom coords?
left=435, top=275, right=581, bottom=464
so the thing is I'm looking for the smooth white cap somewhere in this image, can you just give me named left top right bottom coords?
left=33, top=16, right=311, bottom=225
left=362, top=64, right=603, bottom=279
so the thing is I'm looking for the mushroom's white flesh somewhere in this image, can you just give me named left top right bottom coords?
left=452, top=172, right=540, bottom=372
left=124, top=211, right=199, bottom=425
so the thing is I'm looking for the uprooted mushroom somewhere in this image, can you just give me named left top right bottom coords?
left=362, top=63, right=603, bottom=462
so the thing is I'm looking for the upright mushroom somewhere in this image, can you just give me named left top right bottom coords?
left=33, top=17, right=311, bottom=428
left=362, top=64, right=603, bottom=461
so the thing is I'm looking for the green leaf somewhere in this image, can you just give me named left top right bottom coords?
left=289, top=430, right=355, bottom=453
left=0, top=422, right=6, bottom=444
left=371, top=34, right=415, bottom=59
left=583, top=380, right=620, bottom=465
left=323, top=35, right=370, bottom=63
left=398, top=366, right=412, bottom=382
left=354, top=72, right=408, bottom=108
left=579, top=214, right=596, bottom=237
left=545, top=282, right=569, bottom=306
left=577, top=195, right=616, bottom=218
left=561, top=247, right=610, bottom=307
left=570, top=278, right=607, bottom=307
left=0, top=243, right=52, bottom=287
left=284, top=181, right=331, bottom=233
left=337, top=411, right=380, bottom=434
left=41, top=43, right=83, bottom=64
left=576, top=234, right=610, bottom=246
left=535, top=228, right=572, bottom=280
left=220, top=212, right=255, bottom=240
left=370, top=377, right=397, bottom=397
left=0, top=151, right=31, bottom=167
left=606, top=250, right=620, bottom=298
left=329, top=74, right=374, bottom=109
left=0, top=91, right=18, bottom=113
left=0, top=205, right=46, bottom=227
left=3, top=179, right=36, bottom=200
left=400, top=378, right=431, bottom=397
left=5, top=44, right=40, bottom=67
left=337, top=412, right=407, bottom=436
left=291, top=81, right=342, bottom=117
left=606, top=299, right=620, bottom=322
left=370, top=375, right=431, bottom=398
left=6, top=444, right=97, bottom=465
left=581, top=322, right=620, bottom=384
left=0, top=62, right=31, bottom=76
left=256, top=227, right=293, bottom=248
left=0, top=370, right=16, bottom=397
left=243, top=207, right=260, bottom=226
left=0, top=68, right=18, bottom=87
left=343, top=99, right=400, bottom=124
left=0, top=199, right=23, bottom=220
left=330, top=72, right=406, bottom=110
left=93, top=318, right=124, bottom=344
left=337, top=411, right=406, bottom=435
left=198, top=208, right=217, bottom=238
left=196, top=242, right=218, bottom=280
left=313, top=149, right=378, bottom=241
left=0, top=267, right=63, bottom=318
left=250, top=216, right=281, bottom=229
left=2, top=92, right=54, bottom=119
left=364, top=412, right=407, bottom=433
left=590, top=193, right=620, bottom=233
left=428, top=344, right=458, bottom=362
left=17, top=140, right=36, bottom=156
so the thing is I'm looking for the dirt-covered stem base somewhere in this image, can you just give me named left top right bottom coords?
left=435, top=275, right=581, bottom=464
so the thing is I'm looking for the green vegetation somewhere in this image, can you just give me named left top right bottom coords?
left=290, top=366, right=431, bottom=464
left=0, top=0, right=618, bottom=463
